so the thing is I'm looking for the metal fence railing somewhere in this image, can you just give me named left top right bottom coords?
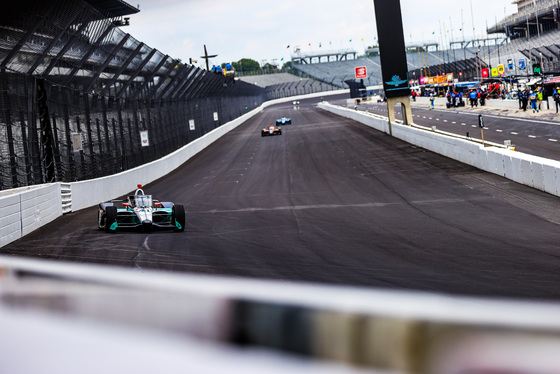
left=0, top=0, right=267, bottom=191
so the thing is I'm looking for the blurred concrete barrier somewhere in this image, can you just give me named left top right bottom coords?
left=1, top=257, right=560, bottom=373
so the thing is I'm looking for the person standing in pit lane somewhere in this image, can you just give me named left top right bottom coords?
left=553, top=87, right=560, bottom=113
left=530, top=90, right=539, bottom=113
left=537, top=87, right=543, bottom=111
left=469, top=89, right=478, bottom=108
left=521, top=89, right=529, bottom=111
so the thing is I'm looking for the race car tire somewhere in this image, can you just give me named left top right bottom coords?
left=172, top=204, right=186, bottom=232
left=98, top=209, right=104, bottom=231
left=104, top=206, right=117, bottom=233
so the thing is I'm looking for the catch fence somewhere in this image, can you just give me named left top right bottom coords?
left=0, top=0, right=265, bottom=190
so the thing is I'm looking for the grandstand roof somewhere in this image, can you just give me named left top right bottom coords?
left=238, top=73, right=302, bottom=88
left=488, top=0, right=558, bottom=35
left=85, top=0, right=139, bottom=17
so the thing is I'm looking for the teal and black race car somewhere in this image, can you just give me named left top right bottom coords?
left=276, top=117, right=291, bottom=125
left=98, top=185, right=185, bottom=233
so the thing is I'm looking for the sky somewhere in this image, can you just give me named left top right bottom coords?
left=125, top=0, right=518, bottom=68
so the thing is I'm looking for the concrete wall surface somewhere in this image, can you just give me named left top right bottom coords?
left=0, top=184, right=61, bottom=248
left=1, top=256, right=560, bottom=374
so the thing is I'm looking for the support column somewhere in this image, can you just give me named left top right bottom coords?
left=387, top=96, right=413, bottom=126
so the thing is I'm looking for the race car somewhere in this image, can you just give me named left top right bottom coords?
left=276, top=117, right=292, bottom=125
left=98, top=185, right=185, bottom=233
left=261, top=124, right=282, bottom=137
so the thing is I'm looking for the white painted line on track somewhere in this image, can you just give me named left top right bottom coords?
left=496, top=129, right=503, bottom=132
left=424, top=108, right=560, bottom=126
left=511, top=132, right=518, bottom=135
left=549, top=139, right=558, bottom=142
left=528, top=135, right=537, bottom=138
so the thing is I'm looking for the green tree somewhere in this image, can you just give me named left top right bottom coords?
left=261, top=62, right=278, bottom=74
left=281, top=61, right=295, bottom=74
left=233, top=58, right=260, bottom=73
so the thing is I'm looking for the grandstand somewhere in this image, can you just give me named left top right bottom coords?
left=489, top=0, right=560, bottom=75
left=238, top=73, right=338, bottom=99
left=290, top=41, right=502, bottom=89
left=238, top=72, right=302, bottom=87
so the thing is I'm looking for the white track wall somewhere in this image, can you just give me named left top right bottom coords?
left=0, top=184, right=61, bottom=247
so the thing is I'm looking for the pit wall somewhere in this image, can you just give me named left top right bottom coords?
left=414, top=95, right=523, bottom=109
left=318, top=102, right=560, bottom=197
left=0, top=90, right=346, bottom=248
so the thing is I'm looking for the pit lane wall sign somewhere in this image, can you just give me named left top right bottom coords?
left=140, top=130, right=149, bottom=147
left=373, top=0, right=410, bottom=98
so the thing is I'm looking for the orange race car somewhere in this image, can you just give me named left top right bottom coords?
left=261, top=124, right=282, bottom=137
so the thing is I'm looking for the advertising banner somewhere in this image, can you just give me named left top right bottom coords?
left=355, top=66, right=367, bottom=79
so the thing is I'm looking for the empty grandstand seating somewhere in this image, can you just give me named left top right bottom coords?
left=490, top=28, right=560, bottom=73
left=290, top=45, right=500, bottom=89
left=238, top=73, right=338, bottom=99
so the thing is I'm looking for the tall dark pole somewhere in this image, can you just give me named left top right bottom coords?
left=373, top=0, right=410, bottom=98
left=200, top=45, right=217, bottom=71
left=373, top=0, right=412, bottom=127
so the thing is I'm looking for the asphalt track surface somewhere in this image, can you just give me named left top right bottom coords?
left=4, top=97, right=560, bottom=301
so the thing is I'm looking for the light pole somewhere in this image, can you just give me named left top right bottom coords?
left=477, top=47, right=482, bottom=83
